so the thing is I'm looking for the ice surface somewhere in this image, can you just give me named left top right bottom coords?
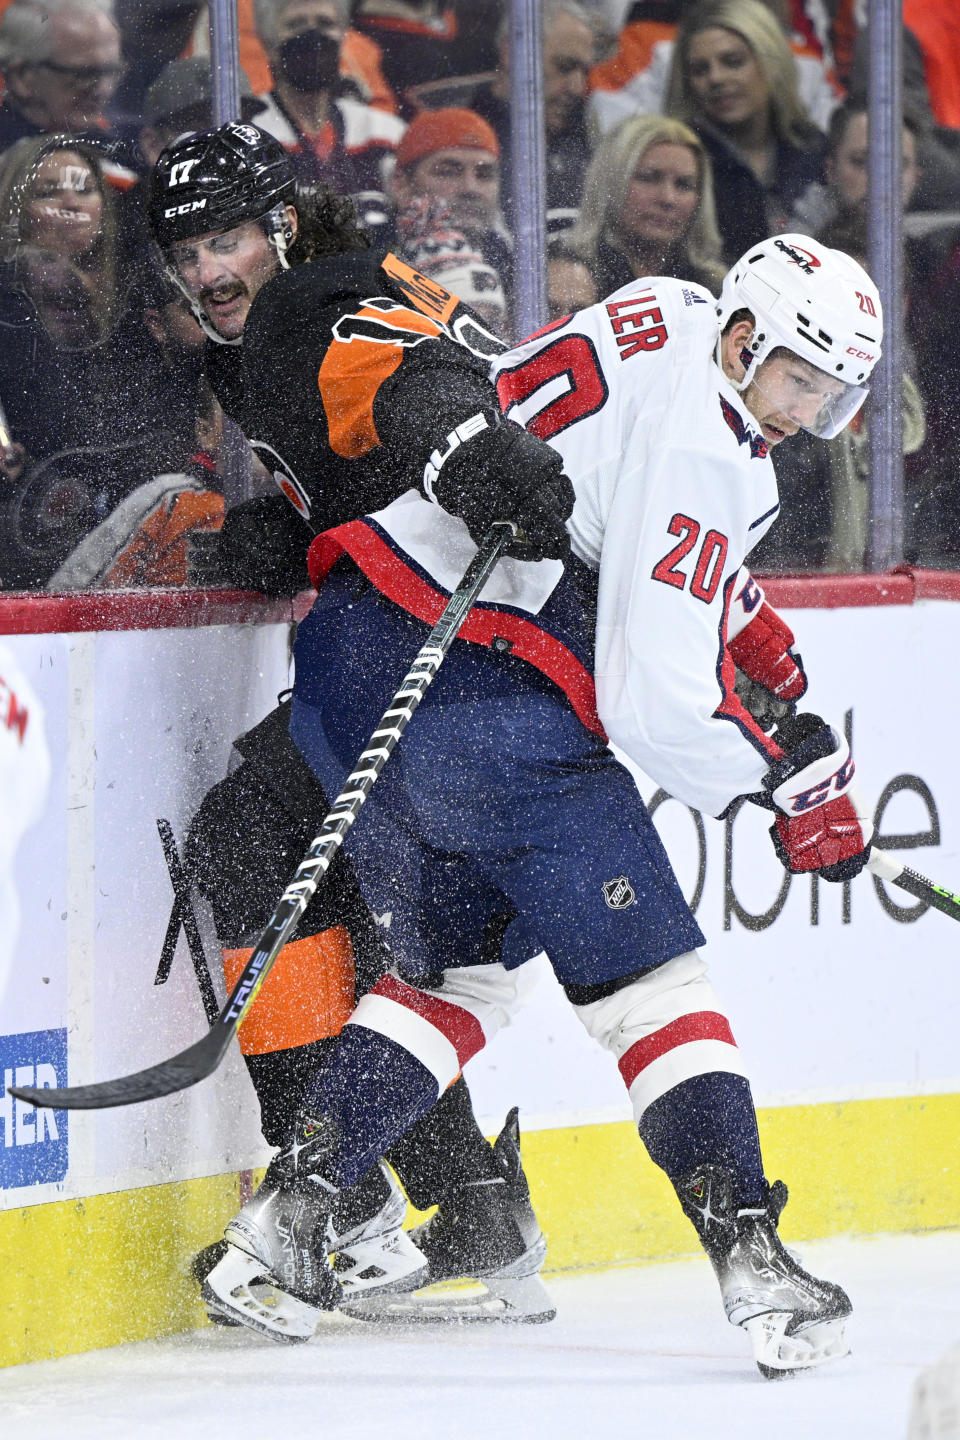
left=1, top=1231, right=956, bottom=1440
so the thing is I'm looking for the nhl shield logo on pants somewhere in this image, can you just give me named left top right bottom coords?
left=602, top=875, right=636, bottom=910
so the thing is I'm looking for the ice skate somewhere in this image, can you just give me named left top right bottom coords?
left=342, top=1108, right=555, bottom=1324
left=330, top=1162, right=430, bottom=1299
left=194, top=1161, right=427, bottom=1332
left=199, top=1157, right=343, bottom=1343
left=677, top=1164, right=851, bottom=1378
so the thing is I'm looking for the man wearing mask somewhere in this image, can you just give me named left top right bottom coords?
left=253, top=0, right=405, bottom=193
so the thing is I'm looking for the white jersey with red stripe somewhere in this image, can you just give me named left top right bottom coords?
left=362, top=275, right=785, bottom=819
left=492, top=277, right=783, bottom=818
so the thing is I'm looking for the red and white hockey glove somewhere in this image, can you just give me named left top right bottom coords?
left=728, top=598, right=808, bottom=701
left=763, top=713, right=873, bottom=882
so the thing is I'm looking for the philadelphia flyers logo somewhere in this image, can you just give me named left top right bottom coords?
left=249, top=439, right=312, bottom=520
left=332, top=299, right=439, bottom=349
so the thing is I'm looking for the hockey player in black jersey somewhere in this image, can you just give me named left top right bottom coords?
left=147, top=120, right=574, bottom=1332
left=148, top=119, right=572, bottom=589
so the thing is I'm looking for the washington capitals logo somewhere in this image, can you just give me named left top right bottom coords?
left=719, top=395, right=768, bottom=459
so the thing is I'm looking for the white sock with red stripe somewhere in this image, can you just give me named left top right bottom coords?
left=570, top=951, right=766, bottom=1203
left=295, top=963, right=534, bottom=1191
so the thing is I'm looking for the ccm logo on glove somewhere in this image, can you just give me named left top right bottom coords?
left=764, top=715, right=855, bottom=816
left=774, top=749, right=855, bottom=815
left=763, top=712, right=872, bottom=883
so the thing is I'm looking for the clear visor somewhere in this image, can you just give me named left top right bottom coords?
left=748, top=353, right=870, bottom=440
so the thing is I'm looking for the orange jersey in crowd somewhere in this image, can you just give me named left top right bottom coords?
left=903, top=0, right=960, bottom=131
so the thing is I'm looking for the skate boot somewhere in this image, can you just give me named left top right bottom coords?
left=201, top=1121, right=344, bottom=1343
left=329, top=1162, right=429, bottom=1299
left=194, top=1162, right=429, bottom=1328
left=343, top=1108, right=555, bottom=1324
left=676, top=1164, right=851, bottom=1378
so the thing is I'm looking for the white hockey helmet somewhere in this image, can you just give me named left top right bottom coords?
left=716, top=234, right=883, bottom=438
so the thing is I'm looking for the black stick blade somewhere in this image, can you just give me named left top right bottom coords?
left=892, top=867, right=960, bottom=921
left=7, top=1028, right=228, bottom=1110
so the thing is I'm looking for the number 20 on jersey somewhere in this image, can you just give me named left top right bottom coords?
left=652, top=515, right=729, bottom=605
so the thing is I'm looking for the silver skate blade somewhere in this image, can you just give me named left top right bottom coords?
left=201, top=1243, right=322, bottom=1343
left=336, top=1256, right=430, bottom=1299
left=743, top=1311, right=851, bottom=1378
left=341, top=1271, right=556, bottom=1325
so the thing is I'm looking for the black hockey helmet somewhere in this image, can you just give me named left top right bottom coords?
left=147, top=120, right=296, bottom=251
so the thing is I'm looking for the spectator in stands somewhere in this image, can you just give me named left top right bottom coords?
left=252, top=0, right=405, bottom=191
left=845, top=13, right=960, bottom=214
left=390, top=107, right=510, bottom=301
left=110, top=0, right=398, bottom=131
left=137, top=58, right=267, bottom=172
left=0, top=0, right=122, bottom=152
left=664, top=0, right=826, bottom=264
left=562, top=113, right=725, bottom=308
left=546, top=242, right=595, bottom=322
left=0, top=136, right=120, bottom=340
left=792, top=100, right=921, bottom=238
left=395, top=194, right=507, bottom=337
left=468, top=0, right=595, bottom=231
left=589, top=0, right=840, bottom=138
left=349, top=0, right=480, bottom=118
left=0, top=136, right=209, bottom=588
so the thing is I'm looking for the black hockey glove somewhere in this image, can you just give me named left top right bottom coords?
left=423, top=410, right=574, bottom=562
left=733, top=666, right=795, bottom=733
left=216, top=496, right=313, bottom=596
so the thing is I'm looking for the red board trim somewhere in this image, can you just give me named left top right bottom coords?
left=1, top=568, right=959, bottom=637
left=0, top=589, right=309, bottom=635
left=758, top=572, right=915, bottom=608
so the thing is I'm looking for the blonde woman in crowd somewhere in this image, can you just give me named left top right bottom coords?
left=665, top=0, right=825, bottom=263
left=561, top=112, right=725, bottom=310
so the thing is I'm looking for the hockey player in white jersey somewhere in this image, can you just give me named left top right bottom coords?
left=205, top=233, right=881, bottom=1377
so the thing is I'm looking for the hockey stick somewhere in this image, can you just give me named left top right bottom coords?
left=154, top=818, right=220, bottom=1026
left=866, top=846, right=960, bottom=922
left=10, top=522, right=515, bottom=1112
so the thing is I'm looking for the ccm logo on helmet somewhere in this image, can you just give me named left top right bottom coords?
left=164, top=198, right=208, bottom=218
left=846, top=346, right=876, bottom=361
left=774, top=238, right=820, bottom=274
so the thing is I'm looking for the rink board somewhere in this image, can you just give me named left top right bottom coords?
left=2, top=1092, right=958, bottom=1367
left=2, top=579, right=960, bottom=1366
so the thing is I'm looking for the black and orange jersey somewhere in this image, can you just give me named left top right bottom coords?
left=206, top=248, right=505, bottom=539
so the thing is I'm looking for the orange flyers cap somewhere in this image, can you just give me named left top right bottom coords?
left=396, top=108, right=500, bottom=169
